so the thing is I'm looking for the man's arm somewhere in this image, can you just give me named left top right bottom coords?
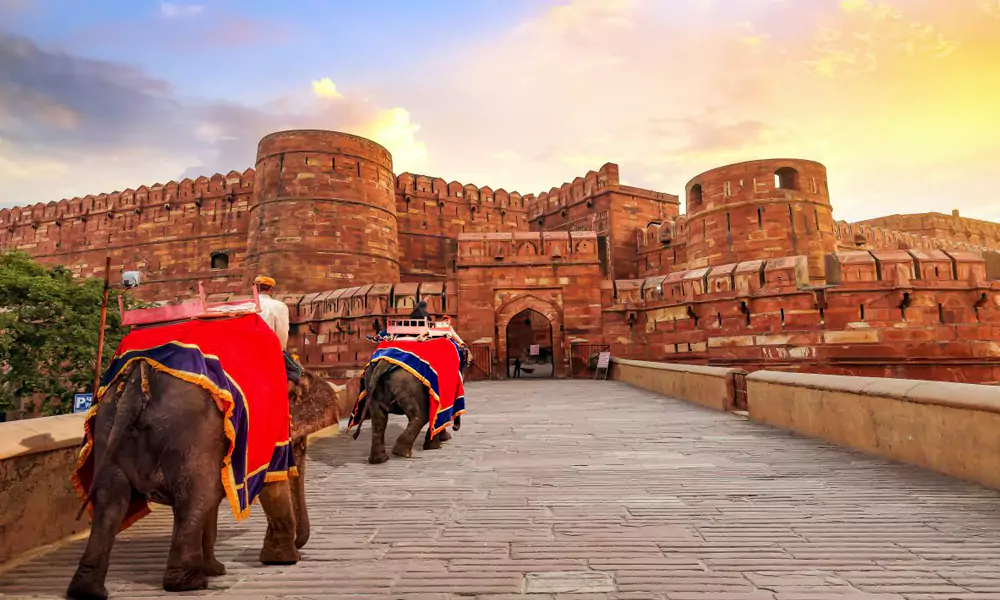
left=276, top=301, right=290, bottom=349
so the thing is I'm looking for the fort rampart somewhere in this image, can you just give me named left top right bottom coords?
left=3, top=130, right=1000, bottom=384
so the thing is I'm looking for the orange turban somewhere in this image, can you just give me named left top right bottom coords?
left=254, top=275, right=276, bottom=288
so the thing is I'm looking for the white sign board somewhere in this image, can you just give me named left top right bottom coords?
left=73, top=393, right=93, bottom=414
left=529, top=344, right=540, bottom=356
left=596, top=352, right=611, bottom=369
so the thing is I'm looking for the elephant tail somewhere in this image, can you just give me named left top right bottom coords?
left=76, top=360, right=153, bottom=519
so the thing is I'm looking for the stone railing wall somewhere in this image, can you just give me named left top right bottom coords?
left=609, top=358, right=742, bottom=411
left=747, top=371, right=1000, bottom=490
left=0, top=413, right=88, bottom=564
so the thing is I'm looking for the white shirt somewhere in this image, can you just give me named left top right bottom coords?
left=258, top=294, right=290, bottom=349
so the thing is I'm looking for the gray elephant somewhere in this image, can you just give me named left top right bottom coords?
left=359, top=360, right=461, bottom=465
left=66, top=363, right=342, bottom=600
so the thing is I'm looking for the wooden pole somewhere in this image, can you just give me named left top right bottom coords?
left=92, top=256, right=112, bottom=396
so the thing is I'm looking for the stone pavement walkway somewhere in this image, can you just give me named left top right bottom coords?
left=3, top=380, right=1000, bottom=599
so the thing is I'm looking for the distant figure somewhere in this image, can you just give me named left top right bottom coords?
left=513, top=357, right=522, bottom=379
left=410, top=301, right=430, bottom=320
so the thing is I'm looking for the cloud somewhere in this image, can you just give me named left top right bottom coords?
left=159, top=2, right=205, bottom=18
left=312, top=78, right=343, bottom=99
left=0, top=32, right=428, bottom=206
left=806, top=0, right=960, bottom=78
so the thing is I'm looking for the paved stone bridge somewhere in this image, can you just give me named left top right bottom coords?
left=2, top=380, right=1000, bottom=599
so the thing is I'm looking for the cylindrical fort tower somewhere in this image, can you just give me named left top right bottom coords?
left=244, top=130, right=400, bottom=293
left=683, top=159, right=836, bottom=284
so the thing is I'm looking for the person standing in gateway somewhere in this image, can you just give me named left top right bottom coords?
left=254, top=275, right=301, bottom=393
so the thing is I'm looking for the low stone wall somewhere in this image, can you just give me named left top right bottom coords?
left=0, top=413, right=88, bottom=564
left=609, top=358, right=742, bottom=411
left=748, top=371, right=1000, bottom=490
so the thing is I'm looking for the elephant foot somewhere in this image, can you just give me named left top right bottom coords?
left=423, top=437, right=442, bottom=451
left=259, top=543, right=300, bottom=566
left=295, top=530, right=310, bottom=549
left=203, top=557, right=227, bottom=577
left=66, top=572, right=108, bottom=600
left=438, top=429, right=452, bottom=442
left=163, top=567, right=207, bottom=592
left=391, top=443, right=413, bottom=458
left=368, top=450, right=389, bottom=464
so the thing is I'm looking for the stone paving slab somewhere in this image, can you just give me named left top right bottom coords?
left=2, top=380, right=1000, bottom=599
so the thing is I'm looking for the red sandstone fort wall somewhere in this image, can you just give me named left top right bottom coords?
left=606, top=248, right=1000, bottom=384
left=682, top=159, right=837, bottom=285
left=525, top=163, right=680, bottom=280
left=394, top=173, right=530, bottom=282
left=853, top=211, right=1000, bottom=250
left=0, top=170, right=255, bottom=300
left=456, top=231, right=605, bottom=378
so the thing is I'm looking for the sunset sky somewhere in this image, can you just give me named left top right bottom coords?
left=1, top=0, right=998, bottom=223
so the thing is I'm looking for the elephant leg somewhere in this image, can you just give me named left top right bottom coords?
left=163, top=494, right=215, bottom=592
left=368, top=402, right=390, bottom=465
left=393, top=400, right=429, bottom=458
left=453, top=414, right=462, bottom=431
left=423, top=425, right=442, bottom=451
left=201, top=503, right=226, bottom=577
left=66, top=467, right=132, bottom=600
left=258, top=480, right=300, bottom=565
left=290, top=438, right=310, bottom=549
left=438, top=428, right=452, bottom=442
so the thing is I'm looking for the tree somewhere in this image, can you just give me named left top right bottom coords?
left=0, top=251, right=144, bottom=416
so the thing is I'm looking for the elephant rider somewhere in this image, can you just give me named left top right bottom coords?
left=410, top=301, right=430, bottom=320
left=254, top=275, right=302, bottom=394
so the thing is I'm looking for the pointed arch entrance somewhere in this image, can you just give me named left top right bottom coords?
left=505, top=309, right=553, bottom=378
left=495, top=293, right=564, bottom=379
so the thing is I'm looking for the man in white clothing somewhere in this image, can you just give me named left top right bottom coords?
left=254, top=275, right=300, bottom=393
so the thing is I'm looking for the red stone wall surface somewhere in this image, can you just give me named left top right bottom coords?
left=525, top=163, right=679, bottom=280
left=606, top=248, right=1000, bottom=384
left=455, top=231, right=605, bottom=378
left=394, top=173, right=530, bottom=282
left=683, top=159, right=837, bottom=284
left=853, top=212, right=1000, bottom=251
left=243, top=130, right=400, bottom=294
left=0, top=170, right=255, bottom=301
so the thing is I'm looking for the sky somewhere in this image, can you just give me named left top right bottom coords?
left=1, top=0, right=999, bottom=223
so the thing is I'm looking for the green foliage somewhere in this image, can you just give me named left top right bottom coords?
left=0, top=251, right=144, bottom=416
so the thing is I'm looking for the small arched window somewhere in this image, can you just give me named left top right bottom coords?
left=689, top=184, right=703, bottom=209
left=211, top=252, right=229, bottom=270
left=774, top=167, right=799, bottom=190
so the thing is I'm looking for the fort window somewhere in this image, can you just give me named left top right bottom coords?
left=757, top=207, right=763, bottom=229
left=689, top=184, right=703, bottom=209
left=723, top=181, right=732, bottom=198
left=814, top=207, right=820, bottom=231
left=774, top=167, right=800, bottom=190
left=726, top=212, right=731, bottom=233
left=780, top=308, right=785, bottom=326
left=210, top=252, right=229, bottom=270
left=938, top=303, right=945, bottom=323
left=860, top=304, right=866, bottom=321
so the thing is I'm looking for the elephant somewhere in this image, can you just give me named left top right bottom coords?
left=66, top=362, right=342, bottom=600
left=362, top=360, right=458, bottom=465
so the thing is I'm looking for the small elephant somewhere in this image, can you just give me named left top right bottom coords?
left=362, top=361, right=457, bottom=465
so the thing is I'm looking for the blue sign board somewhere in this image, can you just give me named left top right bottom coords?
left=73, top=393, right=93, bottom=414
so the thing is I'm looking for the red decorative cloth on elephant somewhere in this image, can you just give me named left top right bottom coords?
left=71, top=314, right=295, bottom=531
left=349, top=337, right=466, bottom=439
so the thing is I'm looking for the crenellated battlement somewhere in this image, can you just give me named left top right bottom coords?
left=525, top=163, right=621, bottom=220
left=0, top=169, right=256, bottom=233
left=834, top=219, right=991, bottom=253
left=394, top=173, right=529, bottom=212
